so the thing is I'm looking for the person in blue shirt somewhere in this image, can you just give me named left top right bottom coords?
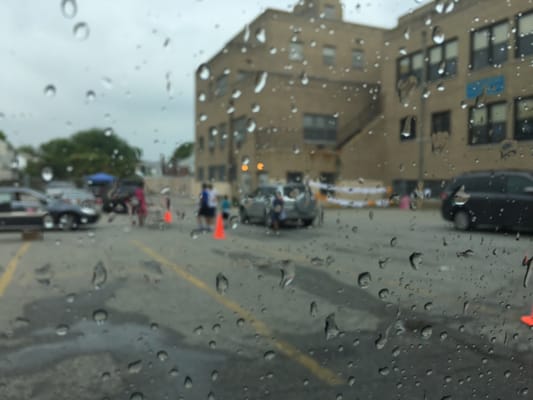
left=221, top=195, right=231, bottom=224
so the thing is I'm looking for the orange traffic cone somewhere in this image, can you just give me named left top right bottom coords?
left=520, top=306, right=533, bottom=326
left=213, top=213, right=226, bottom=240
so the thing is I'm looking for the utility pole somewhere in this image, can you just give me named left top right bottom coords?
left=417, top=27, right=429, bottom=209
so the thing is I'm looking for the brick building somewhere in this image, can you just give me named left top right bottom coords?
left=195, top=0, right=533, bottom=197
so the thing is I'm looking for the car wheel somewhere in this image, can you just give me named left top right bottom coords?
left=302, top=218, right=314, bottom=227
left=239, top=208, right=249, bottom=224
left=453, top=210, right=470, bottom=231
left=59, top=213, right=79, bottom=231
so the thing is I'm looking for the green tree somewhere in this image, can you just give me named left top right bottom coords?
left=23, top=128, right=142, bottom=180
left=170, top=142, right=194, bottom=162
left=0, top=131, right=6, bottom=142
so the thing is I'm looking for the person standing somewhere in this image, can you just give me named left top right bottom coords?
left=197, top=183, right=209, bottom=231
left=206, top=183, right=218, bottom=231
left=271, top=190, right=284, bottom=235
left=134, top=181, right=147, bottom=227
left=221, top=195, right=231, bottom=227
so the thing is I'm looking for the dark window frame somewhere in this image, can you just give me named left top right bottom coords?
left=516, top=10, right=533, bottom=58
left=197, top=167, right=204, bottom=181
left=400, top=116, right=417, bottom=142
left=428, top=39, right=458, bottom=81
left=289, top=41, right=304, bottom=61
left=396, top=51, right=423, bottom=85
left=468, top=101, right=507, bottom=145
left=432, top=111, right=451, bottom=134
left=470, top=20, right=509, bottom=70
left=322, top=45, right=336, bottom=66
left=233, top=116, right=247, bottom=149
left=514, top=96, right=533, bottom=141
left=352, top=49, right=365, bottom=69
left=214, top=74, right=228, bottom=97
left=303, top=113, right=337, bottom=144
left=208, top=127, right=217, bottom=152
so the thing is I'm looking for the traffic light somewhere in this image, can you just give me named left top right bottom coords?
left=241, top=164, right=249, bottom=172
left=257, top=162, right=265, bottom=171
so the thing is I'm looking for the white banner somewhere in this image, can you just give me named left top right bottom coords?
left=309, top=180, right=387, bottom=195
left=325, top=198, right=390, bottom=208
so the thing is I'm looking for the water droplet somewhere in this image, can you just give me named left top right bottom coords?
left=409, top=252, right=422, bottom=270
left=236, top=318, right=245, bottom=327
left=199, top=113, right=208, bottom=122
left=246, top=119, right=256, bottom=133
left=252, top=103, right=261, bottom=113
left=209, top=340, right=217, bottom=349
left=163, top=37, right=171, bottom=47
left=254, top=71, right=268, bottom=93
left=92, top=261, right=107, bottom=289
left=190, top=230, right=199, bottom=239
left=421, top=325, right=433, bottom=340
left=86, top=90, right=95, bottom=102
left=390, top=237, right=398, bottom=247
left=357, top=272, right=371, bottom=289
left=194, top=325, right=204, bottom=335
left=93, top=309, right=108, bottom=325
left=424, top=302, right=433, bottom=311
left=73, top=22, right=90, bottom=41
left=292, top=145, right=301, bottom=155
left=403, top=27, right=410, bottom=40
left=310, top=301, right=318, bottom=317
left=130, top=393, right=144, bottom=400
left=375, top=334, right=387, bottom=350
left=379, top=367, right=390, bottom=376
left=432, top=26, right=445, bottom=45
left=157, top=351, right=168, bottom=362
left=300, top=71, right=309, bottom=85
left=440, top=331, right=448, bottom=341
left=351, top=226, right=358, bottom=234
left=232, top=89, right=242, bottom=99
left=61, top=0, right=77, bottom=18
left=212, top=323, right=221, bottom=333
left=378, top=288, right=390, bottom=300
left=56, top=324, right=69, bottom=336
left=255, top=27, right=266, bottom=43
left=41, top=167, right=54, bottom=182
left=65, top=293, right=76, bottom=303
left=348, top=376, right=356, bottom=386
left=325, top=313, right=340, bottom=340
left=168, top=367, right=179, bottom=377
left=44, top=85, right=56, bottom=97
left=211, top=370, right=219, bottom=381
left=378, top=257, right=390, bottom=269
left=198, top=64, right=211, bottom=80
left=128, top=360, right=143, bottom=374
left=216, top=273, right=228, bottom=294
left=461, top=101, right=468, bottom=109
left=198, top=92, right=206, bottom=102
left=184, top=376, right=193, bottom=389
left=437, top=82, right=445, bottom=92
left=264, top=350, right=276, bottom=361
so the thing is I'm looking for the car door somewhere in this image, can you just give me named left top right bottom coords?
left=461, top=174, right=505, bottom=227
left=503, top=174, right=533, bottom=229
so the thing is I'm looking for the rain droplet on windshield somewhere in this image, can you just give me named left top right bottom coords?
left=41, top=167, right=54, bottom=182
left=310, top=301, right=318, bottom=317
left=157, top=351, right=168, bottom=362
left=264, top=350, right=276, bottom=361
left=198, top=64, right=211, bottom=80
left=255, top=27, right=266, bottom=43
left=85, top=90, right=96, bottom=102
left=73, top=22, right=90, bottom=41
left=56, top=324, right=69, bottom=336
left=421, top=325, right=433, bottom=340
left=378, top=288, right=390, bottom=300
left=254, top=71, right=268, bottom=93
left=92, top=309, right=108, bottom=325
left=357, top=272, right=371, bottom=288
left=300, top=71, right=309, bottom=85
left=325, top=313, right=340, bottom=340
left=44, top=84, right=56, bottom=97
left=409, top=252, right=422, bottom=270
left=61, top=0, right=77, bottom=19
left=92, top=261, right=107, bottom=289
left=216, top=273, right=228, bottom=294
left=184, top=376, right=193, bottom=389
left=128, top=360, right=143, bottom=374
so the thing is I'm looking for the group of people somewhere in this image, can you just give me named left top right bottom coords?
left=107, top=181, right=148, bottom=226
left=196, top=183, right=231, bottom=232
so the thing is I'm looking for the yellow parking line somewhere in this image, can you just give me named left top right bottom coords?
left=0, top=242, right=31, bottom=297
left=131, top=239, right=343, bottom=386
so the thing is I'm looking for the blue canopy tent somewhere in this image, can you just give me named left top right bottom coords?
left=85, top=172, right=116, bottom=185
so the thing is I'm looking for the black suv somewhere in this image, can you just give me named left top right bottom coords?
left=441, top=170, right=533, bottom=231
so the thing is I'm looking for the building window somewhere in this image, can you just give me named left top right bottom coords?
left=197, top=167, right=204, bottom=181
left=198, top=136, right=205, bottom=151
left=515, top=97, right=533, bottom=141
left=208, top=166, right=217, bottom=181
left=352, top=49, right=365, bottom=69
left=208, top=127, right=216, bottom=152
left=469, top=103, right=507, bottom=145
left=397, top=52, right=423, bottom=84
left=218, top=165, right=226, bottom=181
left=323, top=46, right=336, bottom=66
left=214, top=75, right=228, bottom=97
left=471, top=21, right=508, bottom=70
left=428, top=40, right=458, bottom=81
left=303, top=114, right=337, bottom=144
left=289, top=42, right=304, bottom=61
left=323, top=4, right=336, bottom=19
left=517, top=11, right=533, bottom=57
left=219, top=123, right=227, bottom=149
left=432, top=111, right=451, bottom=134
left=287, top=172, right=303, bottom=183
left=400, top=116, right=417, bottom=141
left=233, top=117, right=247, bottom=149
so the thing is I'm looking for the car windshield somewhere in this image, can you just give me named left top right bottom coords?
left=1, top=1, right=533, bottom=399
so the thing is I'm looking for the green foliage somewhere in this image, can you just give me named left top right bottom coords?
left=22, top=128, right=142, bottom=180
left=170, top=142, right=194, bottom=161
left=0, top=131, right=6, bottom=142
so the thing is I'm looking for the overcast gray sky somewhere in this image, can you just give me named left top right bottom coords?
left=0, top=0, right=430, bottom=160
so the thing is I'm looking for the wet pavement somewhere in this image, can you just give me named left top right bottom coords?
left=0, top=202, right=532, bottom=399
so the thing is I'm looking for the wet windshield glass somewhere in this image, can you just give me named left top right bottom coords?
left=1, top=0, right=533, bottom=399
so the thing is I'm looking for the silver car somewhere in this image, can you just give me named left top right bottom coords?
left=239, top=183, right=319, bottom=227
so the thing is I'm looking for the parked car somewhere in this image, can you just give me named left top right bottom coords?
left=0, top=187, right=100, bottom=231
left=239, top=183, right=319, bottom=227
left=45, top=180, right=76, bottom=198
left=0, top=189, right=52, bottom=232
left=441, top=170, right=533, bottom=231
left=102, top=183, right=139, bottom=213
left=58, top=188, right=100, bottom=210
